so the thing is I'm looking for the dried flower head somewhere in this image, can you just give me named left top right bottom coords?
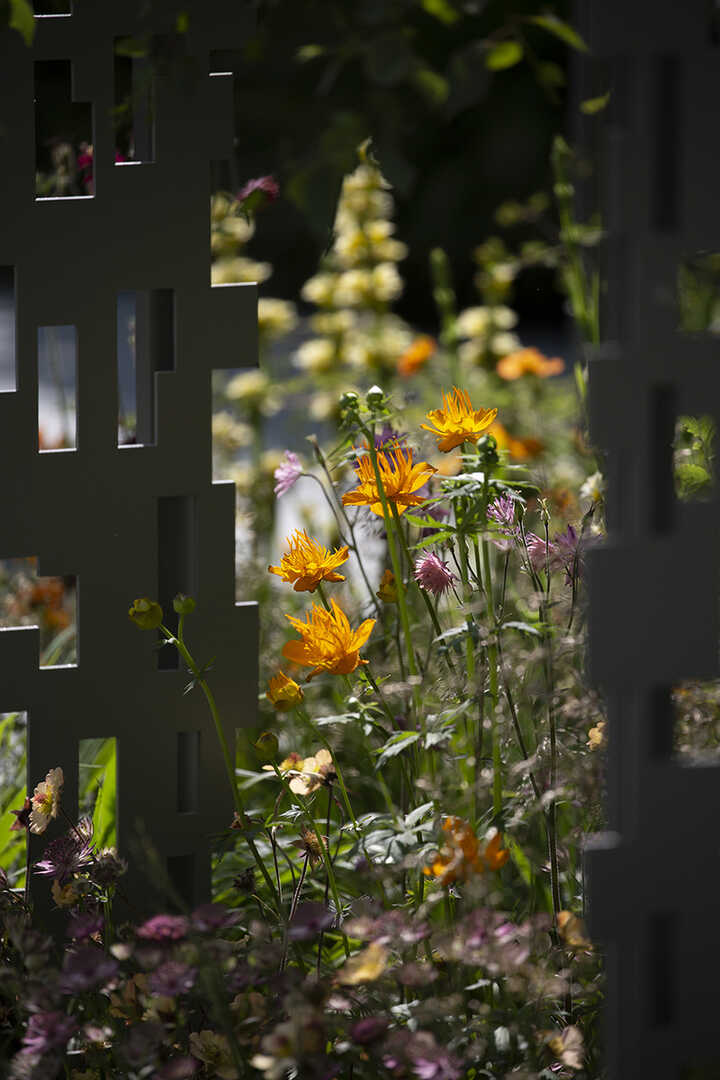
left=282, top=599, right=375, bottom=680
left=421, top=387, right=497, bottom=452
left=294, top=825, right=326, bottom=867
left=342, top=444, right=436, bottom=517
left=268, top=529, right=349, bottom=592
left=413, top=550, right=457, bottom=597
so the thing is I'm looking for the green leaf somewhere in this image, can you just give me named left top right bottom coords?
left=675, top=462, right=713, bottom=499
left=581, top=91, right=611, bottom=114
left=410, top=529, right=456, bottom=548
left=537, top=61, right=566, bottom=88
left=9, top=0, right=34, bottom=46
left=422, top=0, right=460, bottom=24
left=404, top=513, right=454, bottom=530
left=375, top=731, right=421, bottom=767
left=502, top=620, right=541, bottom=637
left=404, top=801, right=434, bottom=828
left=507, top=837, right=532, bottom=886
left=485, top=41, right=524, bottom=71
left=412, top=67, right=450, bottom=105
left=527, top=14, right=588, bottom=52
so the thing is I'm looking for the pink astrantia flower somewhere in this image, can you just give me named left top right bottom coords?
left=136, top=914, right=189, bottom=942
left=524, top=532, right=556, bottom=572
left=273, top=451, right=302, bottom=497
left=237, top=175, right=279, bottom=204
left=487, top=494, right=516, bottom=532
left=413, top=551, right=457, bottom=597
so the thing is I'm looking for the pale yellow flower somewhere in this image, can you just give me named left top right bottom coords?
left=336, top=943, right=389, bottom=985
left=29, top=766, right=63, bottom=834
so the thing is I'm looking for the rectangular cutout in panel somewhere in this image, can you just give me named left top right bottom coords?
left=0, top=559, right=77, bottom=667
left=38, top=326, right=77, bottom=451
left=157, top=496, right=197, bottom=670
left=114, top=43, right=155, bottom=164
left=167, top=853, right=195, bottom=909
left=177, top=731, right=200, bottom=813
left=118, top=289, right=174, bottom=447
left=673, top=678, right=720, bottom=763
left=673, top=413, right=715, bottom=503
left=647, top=912, right=676, bottom=1028
left=78, top=737, right=117, bottom=850
left=649, top=383, right=677, bottom=533
left=34, top=60, right=93, bottom=198
left=0, top=711, right=28, bottom=891
left=0, top=267, right=16, bottom=392
left=651, top=54, right=681, bottom=232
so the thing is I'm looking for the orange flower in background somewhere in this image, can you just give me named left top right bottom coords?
left=269, top=529, right=349, bottom=592
left=282, top=598, right=375, bottom=680
left=496, top=347, right=564, bottom=381
left=423, top=816, right=509, bottom=885
left=342, top=444, right=436, bottom=517
left=421, top=387, right=497, bottom=452
left=397, top=335, right=436, bottom=376
left=490, top=420, right=544, bottom=462
left=266, top=670, right=304, bottom=711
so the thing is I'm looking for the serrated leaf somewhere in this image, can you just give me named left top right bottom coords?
left=404, top=801, right=434, bottom=828
left=375, top=731, right=421, bottom=767
left=485, top=40, right=524, bottom=71
left=528, top=14, right=588, bottom=52
left=581, top=91, right=611, bottom=114
left=9, top=0, right=34, bottom=46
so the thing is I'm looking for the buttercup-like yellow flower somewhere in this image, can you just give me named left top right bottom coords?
left=269, top=529, right=349, bottom=592
left=495, top=346, right=564, bottom=381
left=342, top=444, right=436, bottom=517
left=423, top=817, right=509, bottom=885
left=282, top=599, right=375, bottom=680
left=29, top=766, right=64, bottom=835
left=421, top=387, right=498, bottom=452
left=266, top=671, right=304, bottom=712
left=288, top=748, right=336, bottom=795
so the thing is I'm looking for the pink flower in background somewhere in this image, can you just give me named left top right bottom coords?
left=487, top=494, right=516, bottom=532
left=524, top=532, right=555, bottom=571
left=273, top=451, right=302, bottom=496
left=237, top=175, right=279, bottom=206
left=413, top=551, right=457, bottom=597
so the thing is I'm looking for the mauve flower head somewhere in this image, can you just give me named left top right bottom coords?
left=34, top=818, right=95, bottom=884
left=60, top=945, right=119, bottom=993
left=413, top=550, right=457, bottom=597
left=136, top=913, right=189, bottom=943
left=237, top=175, right=279, bottom=205
left=288, top=901, right=334, bottom=942
left=149, top=961, right=196, bottom=997
left=273, top=451, right=302, bottom=497
left=413, top=1051, right=463, bottom=1080
left=67, top=912, right=103, bottom=941
left=22, top=1011, right=77, bottom=1055
left=350, top=1016, right=389, bottom=1045
left=192, top=902, right=237, bottom=932
left=524, top=531, right=555, bottom=571
left=487, top=494, right=516, bottom=532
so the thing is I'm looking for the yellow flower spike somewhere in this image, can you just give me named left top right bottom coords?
left=268, top=529, right=349, bottom=592
left=421, top=387, right=498, bottom=453
left=376, top=569, right=397, bottom=604
left=282, top=599, right=375, bottom=680
left=266, top=671, right=304, bottom=712
left=342, top=443, right=436, bottom=517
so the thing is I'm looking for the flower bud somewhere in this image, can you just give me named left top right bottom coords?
left=365, top=384, right=384, bottom=408
left=173, top=593, right=196, bottom=615
left=339, top=390, right=359, bottom=410
left=376, top=568, right=397, bottom=604
left=128, top=598, right=163, bottom=630
left=253, top=731, right=280, bottom=763
left=266, top=671, right=304, bottom=712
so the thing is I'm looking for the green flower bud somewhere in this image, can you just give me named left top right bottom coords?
left=340, top=390, right=359, bottom=410
left=128, top=598, right=163, bottom=630
left=173, top=593, right=196, bottom=615
left=253, top=731, right=279, bottom=763
left=365, top=384, right=384, bottom=408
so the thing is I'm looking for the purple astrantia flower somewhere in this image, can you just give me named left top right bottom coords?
left=149, top=961, right=196, bottom=997
left=350, top=1016, right=389, bottom=1045
left=136, top=914, right=189, bottom=942
left=192, top=902, right=237, bottom=932
left=22, top=1011, right=78, bottom=1055
left=374, top=423, right=408, bottom=452
left=60, top=945, right=119, bottom=993
left=237, top=175, right=279, bottom=205
left=413, top=550, right=457, bottom=597
left=67, top=912, right=103, bottom=941
left=89, top=847, right=127, bottom=887
left=34, top=818, right=95, bottom=883
left=552, top=522, right=589, bottom=582
left=273, top=451, right=302, bottom=497
left=487, top=493, right=516, bottom=531
left=287, top=901, right=334, bottom=942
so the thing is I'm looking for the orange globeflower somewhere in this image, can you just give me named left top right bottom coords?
left=397, top=335, right=436, bottom=376
left=269, top=529, right=349, bottom=592
left=496, top=347, right=564, bottom=381
left=423, top=816, right=509, bottom=885
left=282, top=598, right=375, bottom=680
left=490, top=420, right=544, bottom=462
left=421, top=387, right=497, bottom=452
left=266, top=670, right=304, bottom=711
left=342, top=444, right=436, bottom=518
